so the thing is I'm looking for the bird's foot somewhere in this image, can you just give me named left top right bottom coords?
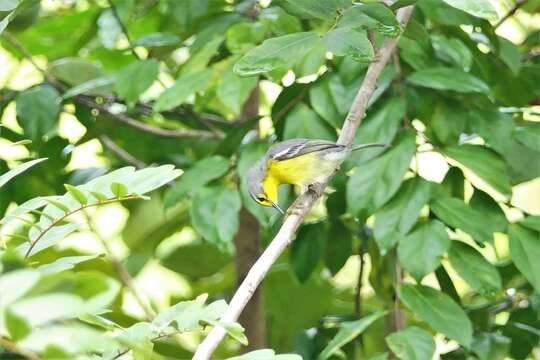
left=308, top=182, right=325, bottom=197
left=286, top=207, right=303, bottom=217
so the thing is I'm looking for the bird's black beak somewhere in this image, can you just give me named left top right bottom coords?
left=271, top=201, right=285, bottom=215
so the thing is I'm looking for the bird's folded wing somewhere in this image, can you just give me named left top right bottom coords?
left=268, top=139, right=342, bottom=161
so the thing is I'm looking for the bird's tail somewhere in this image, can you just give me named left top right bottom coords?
left=351, top=143, right=390, bottom=151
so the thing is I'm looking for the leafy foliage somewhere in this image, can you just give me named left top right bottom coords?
left=1, top=0, right=540, bottom=359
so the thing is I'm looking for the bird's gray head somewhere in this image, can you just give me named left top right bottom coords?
left=246, top=159, right=266, bottom=203
left=246, top=159, right=284, bottom=214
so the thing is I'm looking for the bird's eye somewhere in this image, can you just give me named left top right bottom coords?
left=257, top=196, right=265, bottom=202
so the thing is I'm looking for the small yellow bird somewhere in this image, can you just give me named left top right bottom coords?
left=246, top=139, right=387, bottom=213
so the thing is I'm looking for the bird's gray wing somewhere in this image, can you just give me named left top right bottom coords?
left=268, top=139, right=343, bottom=161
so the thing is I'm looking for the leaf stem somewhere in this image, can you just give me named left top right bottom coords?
left=23, top=195, right=141, bottom=258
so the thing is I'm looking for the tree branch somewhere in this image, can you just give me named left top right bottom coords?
left=83, top=211, right=155, bottom=320
left=0, top=337, right=41, bottom=360
left=495, top=0, right=528, bottom=29
left=74, top=95, right=224, bottom=140
left=355, top=240, right=366, bottom=316
left=192, top=5, right=416, bottom=359
left=99, top=135, right=148, bottom=169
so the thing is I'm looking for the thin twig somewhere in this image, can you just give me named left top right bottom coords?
left=192, top=5, right=416, bottom=360
left=354, top=240, right=366, bottom=316
left=83, top=211, right=155, bottom=320
left=0, top=337, right=41, bottom=360
left=23, top=196, right=141, bottom=258
left=495, top=0, right=528, bottom=29
left=74, top=95, right=224, bottom=140
left=99, top=135, right=147, bottom=169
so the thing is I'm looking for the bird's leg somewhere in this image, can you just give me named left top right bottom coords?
left=308, top=182, right=325, bottom=197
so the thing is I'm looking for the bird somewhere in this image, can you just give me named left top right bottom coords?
left=246, top=138, right=388, bottom=214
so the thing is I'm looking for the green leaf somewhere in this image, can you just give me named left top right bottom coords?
left=514, top=124, right=540, bottom=152
left=73, top=272, right=120, bottom=313
left=408, top=67, right=489, bottom=93
left=19, top=324, right=117, bottom=354
left=216, top=67, right=259, bottom=117
left=48, top=57, right=105, bottom=87
left=0, top=158, right=47, bottom=188
left=9, top=293, right=85, bottom=327
left=154, top=69, right=213, bottom=112
left=349, top=98, right=406, bottom=165
left=90, top=191, right=108, bottom=202
left=417, top=0, right=473, bottom=25
left=61, top=75, right=115, bottom=99
left=310, top=75, right=342, bottom=128
left=442, top=144, right=512, bottom=198
left=509, top=224, right=540, bottom=293
left=521, top=215, right=540, bottom=232
left=114, top=59, right=158, bottom=105
left=431, top=197, right=497, bottom=244
left=132, top=32, right=181, bottom=48
left=448, top=241, right=501, bottom=295
left=385, top=326, right=436, bottom=360
left=318, top=311, right=388, bottom=360
left=469, top=189, right=507, bottom=233
left=324, top=28, right=374, bottom=62
left=279, top=0, right=349, bottom=20
left=161, top=242, right=231, bottom=279
left=291, top=222, right=327, bottom=282
left=324, top=220, right=352, bottom=275
left=164, top=156, right=231, bottom=208
left=46, top=199, right=71, bottom=213
left=0, top=0, right=18, bottom=11
left=190, top=186, right=241, bottom=247
left=430, top=100, right=468, bottom=145
left=222, top=322, right=248, bottom=346
left=225, top=22, right=266, bottom=54
left=64, top=184, right=88, bottom=205
left=153, top=295, right=227, bottom=332
left=37, top=255, right=99, bottom=275
left=471, top=333, right=511, bottom=360
left=17, top=223, right=81, bottom=257
left=234, top=32, right=321, bottom=76
left=283, top=103, right=335, bottom=140
left=347, top=131, right=416, bottom=217
left=16, top=85, right=61, bottom=141
left=228, top=349, right=302, bottom=360
left=0, top=269, right=40, bottom=310
left=110, top=182, right=128, bottom=198
left=398, top=220, right=451, bottom=282
left=5, top=309, right=31, bottom=341
left=442, top=0, right=498, bottom=21
left=498, top=37, right=521, bottom=75
left=400, top=284, right=473, bottom=347
left=353, top=2, right=401, bottom=37
left=116, top=322, right=155, bottom=360
left=374, top=177, right=432, bottom=254
left=260, top=7, right=302, bottom=36
left=431, top=34, right=472, bottom=69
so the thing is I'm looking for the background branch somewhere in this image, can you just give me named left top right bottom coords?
left=495, top=0, right=528, bottom=29
left=99, top=135, right=148, bottom=169
left=84, top=211, right=155, bottom=320
left=192, top=5, right=416, bottom=359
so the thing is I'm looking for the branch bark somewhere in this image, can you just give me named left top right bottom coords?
left=192, top=5, right=415, bottom=359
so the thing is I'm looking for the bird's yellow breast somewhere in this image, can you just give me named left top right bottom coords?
left=267, top=152, right=320, bottom=186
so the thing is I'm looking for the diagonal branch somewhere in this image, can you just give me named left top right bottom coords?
left=495, top=0, right=528, bottom=29
left=192, top=5, right=416, bottom=360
